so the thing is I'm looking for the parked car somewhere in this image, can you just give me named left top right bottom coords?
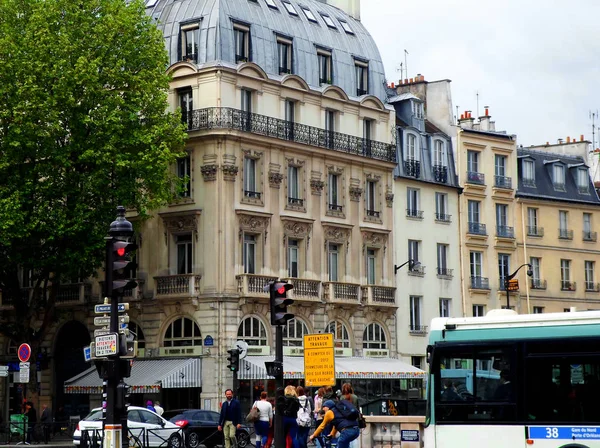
left=73, top=406, right=183, bottom=448
left=163, top=409, right=252, bottom=448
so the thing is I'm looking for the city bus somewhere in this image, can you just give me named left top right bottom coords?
left=425, top=309, right=600, bottom=448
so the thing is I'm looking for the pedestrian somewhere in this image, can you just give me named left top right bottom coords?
left=218, top=389, right=242, bottom=448
left=253, top=391, right=272, bottom=448
left=263, top=398, right=276, bottom=448
left=24, top=401, right=37, bottom=444
left=282, top=385, right=300, bottom=448
left=309, top=400, right=360, bottom=448
left=40, top=404, right=52, bottom=444
left=146, top=400, right=156, bottom=413
left=313, top=388, right=325, bottom=448
left=154, top=401, right=164, bottom=416
left=295, top=386, right=312, bottom=448
left=323, top=386, right=335, bottom=401
left=341, top=384, right=359, bottom=448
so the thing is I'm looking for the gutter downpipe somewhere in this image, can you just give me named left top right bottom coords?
left=456, top=130, right=468, bottom=317
left=520, top=199, right=531, bottom=313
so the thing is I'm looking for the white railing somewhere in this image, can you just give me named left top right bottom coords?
left=154, top=274, right=201, bottom=298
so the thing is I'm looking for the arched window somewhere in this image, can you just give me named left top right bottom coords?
left=363, top=323, right=387, bottom=349
left=164, top=317, right=202, bottom=347
left=326, top=320, right=351, bottom=348
left=238, top=316, right=268, bottom=346
left=129, top=322, right=146, bottom=349
left=282, top=318, right=309, bottom=347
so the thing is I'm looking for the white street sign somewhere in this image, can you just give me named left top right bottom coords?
left=0, top=371, right=8, bottom=377
left=20, top=362, right=30, bottom=369
left=95, top=333, right=118, bottom=357
left=19, top=369, right=29, bottom=383
left=0, top=365, right=9, bottom=372
left=94, top=315, right=129, bottom=326
left=95, top=328, right=110, bottom=337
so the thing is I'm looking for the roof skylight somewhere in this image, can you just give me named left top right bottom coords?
left=320, top=14, right=336, bottom=29
left=145, top=0, right=159, bottom=7
left=301, top=6, right=318, bottom=23
left=265, top=0, right=278, bottom=9
left=282, top=1, right=298, bottom=15
left=339, top=19, right=353, bottom=34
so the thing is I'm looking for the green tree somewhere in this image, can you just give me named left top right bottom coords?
left=0, top=0, right=187, bottom=371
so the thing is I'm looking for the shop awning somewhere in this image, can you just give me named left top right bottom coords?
left=64, top=358, right=202, bottom=394
left=238, top=356, right=425, bottom=380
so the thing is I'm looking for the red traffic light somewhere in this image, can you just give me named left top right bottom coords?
left=277, top=286, right=286, bottom=294
left=117, top=247, right=126, bottom=257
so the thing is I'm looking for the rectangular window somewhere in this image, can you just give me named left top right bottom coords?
left=584, top=213, right=592, bottom=233
left=411, top=356, right=423, bottom=370
left=532, top=306, right=544, bottom=314
left=434, top=140, right=445, bottom=166
left=285, top=99, right=295, bottom=140
left=277, top=37, right=292, bottom=74
left=233, top=24, right=250, bottom=62
left=243, top=234, right=256, bottom=274
left=407, top=188, right=419, bottom=216
left=181, top=25, right=199, bottom=62
left=328, top=173, right=339, bottom=209
left=241, top=89, right=252, bottom=113
left=494, top=155, right=506, bottom=177
left=472, top=304, right=485, bottom=317
left=320, top=14, right=336, bottom=29
left=366, top=248, right=376, bottom=285
left=561, top=259, right=571, bottom=288
left=470, top=251, right=483, bottom=278
left=585, top=260, right=595, bottom=290
left=437, top=244, right=449, bottom=275
left=288, top=165, right=300, bottom=203
left=559, top=210, right=568, bottom=233
left=366, top=180, right=376, bottom=214
left=408, top=240, right=420, bottom=263
left=523, top=160, right=535, bottom=185
left=339, top=19, right=353, bottom=34
left=244, top=157, right=257, bottom=196
left=176, top=234, right=193, bottom=274
left=409, top=296, right=422, bottom=330
left=317, top=49, right=332, bottom=84
left=179, top=88, right=193, bottom=126
left=530, top=257, right=541, bottom=283
left=467, top=150, right=479, bottom=173
left=328, top=243, right=339, bottom=281
left=498, top=253, right=510, bottom=288
left=553, top=164, right=565, bottom=189
left=435, top=192, right=448, bottom=221
left=301, top=6, right=317, bottom=22
left=355, top=60, right=368, bottom=96
left=496, top=204, right=508, bottom=227
left=468, top=200, right=480, bottom=223
left=528, top=207, right=538, bottom=229
left=177, top=155, right=191, bottom=198
left=406, top=134, right=417, bottom=160
left=411, top=101, right=424, bottom=119
left=439, top=299, right=451, bottom=318
left=288, top=239, right=299, bottom=278
left=282, top=1, right=297, bottom=15
left=578, top=168, right=589, bottom=191
left=264, top=0, right=277, bottom=8
left=325, top=110, right=335, bottom=148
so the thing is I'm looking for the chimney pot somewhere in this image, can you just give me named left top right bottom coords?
left=567, top=136, right=571, bottom=143
left=484, top=107, right=489, bottom=116
left=404, top=79, right=408, bottom=84
left=391, top=82, right=395, bottom=88
left=409, top=78, right=413, bottom=83
left=460, top=114, right=464, bottom=120
left=581, top=134, right=585, bottom=141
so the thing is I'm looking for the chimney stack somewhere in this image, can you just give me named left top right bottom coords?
left=567, top=136, right=571, bottom=143
left=458, top=110, right=475, bottom=129
left=479, top=106, right=491, bottom=131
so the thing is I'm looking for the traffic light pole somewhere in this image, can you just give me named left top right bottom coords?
left=274, top=325, right=284, bottom=448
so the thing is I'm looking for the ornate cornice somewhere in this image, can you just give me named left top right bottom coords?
left=349, top=186, right=362, bottom=202
left=282, top=220, right=312, bottom=239
left=361, top=230, right=388, bottom=250
left=310, top=179, right=324, bottom=195
left=238, top=213, right=270, bottom=233
left=201, top=164, right=218, bottom=181
left=242, top=149, right=263, bottom=160
left=323, top=225, right=351, bottom=245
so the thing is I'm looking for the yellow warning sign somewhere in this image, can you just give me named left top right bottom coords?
left=304, top=333, right=335, bottom=386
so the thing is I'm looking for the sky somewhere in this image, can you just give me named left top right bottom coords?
left=361, top=0, right=600, bottom=149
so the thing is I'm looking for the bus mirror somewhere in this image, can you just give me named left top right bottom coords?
left=426, top=345, right=433, bottom=364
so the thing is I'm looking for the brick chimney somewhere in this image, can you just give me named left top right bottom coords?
left=458, top=110, right=474, bottom=130
left=479, top=106, right=491, bottom=131
left=317, top=0, right=360, bottom=20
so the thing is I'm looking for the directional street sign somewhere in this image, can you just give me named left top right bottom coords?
left=83, top=346, right=92, bottom=362
left=94, top=303, right=129, bottom=314
left=94, top=315, right=129, bottom=326
left=0, top=366, right=8, bottom=371
left=121, top=340, right=138, bottom=359
left=95, top=328, right=110, bottom=337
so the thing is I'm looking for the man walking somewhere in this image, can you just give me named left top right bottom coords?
left=218, top=389, right=242, bottom=448
left=40, top=404, right=52, bottom=444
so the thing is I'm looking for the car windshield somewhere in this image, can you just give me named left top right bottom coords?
left=84, top=410, right=103, bottom=421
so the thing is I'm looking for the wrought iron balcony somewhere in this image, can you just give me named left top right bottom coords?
left=288, top=197, right=304, bottom=206
left=435, top=213, right=452, bottom=223
left=328, top=203, right=343, bottom=212
left=522, top=178, right=536, bottom=187
left=583, top=230, right=598, bottom=242
left=559, top=229, right=573, bottom=240
left=357, top=88, right=368, bottom=96
left=406, top=209, right=424, bottom=219
left=578, top=185, right=590, bottom=194
left=366, top=210, right=380, bottom=218
left=496, top=225, right=515, bottom=238
left=408, top=264, right=425, bottom=276
left=466, top=171, right=485, bottom=185
left=553, top=182, right=566, bottom=192
left=437, top=268, right=453, bottom=278
left=433, top=165, right=448, bottom=183
left=531, top=279, right=547, bottom=290
left=561, top=281, right=576, bottom=291
left=245, top=190, right=262, bottom=199
left=409, top=325, right=428, bottom=336
left=494, top=175, right=512, bottom=189
left=185, top=107, right=396, bottom=162
left=154, top=274, right=202, bottom=298
left=404, top=158, right=421, bottom=178
left=182, top=53, right=198, bottom=63
left=468, top=222, right=487, bottom=235
left=470, top=276, right=490, bottom=290
left=585, top=282, right=600, bottom=292
left=527, top=226, right=544, bottom=237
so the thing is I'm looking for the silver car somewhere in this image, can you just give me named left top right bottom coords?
left=73, top=406, right=183, bottom=448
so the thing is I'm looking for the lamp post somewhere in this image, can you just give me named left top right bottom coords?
left=394, top=259, right=421, bottom=275
left=505, top=263, right=533, bottom=309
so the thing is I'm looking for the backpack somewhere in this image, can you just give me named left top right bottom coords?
left=333, top=400, right=359, bottom=421
left=296, top=397, right=312, bottom=427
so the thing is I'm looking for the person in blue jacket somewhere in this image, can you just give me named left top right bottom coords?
left=218, top=389, right=242, bottom=448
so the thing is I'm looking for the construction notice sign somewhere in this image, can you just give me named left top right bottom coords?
left=304, top=333, right=335, bottom=387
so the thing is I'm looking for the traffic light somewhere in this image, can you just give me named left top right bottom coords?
left=269, top=281, right=294, bottom=325
left=116, top=382, right=131, bottom=409
left=109, top=239, right=138, bottom=296
left=226, top=348, right=240, bottom=372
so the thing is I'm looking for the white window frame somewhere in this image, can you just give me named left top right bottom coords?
left=433, top=140, right=445, bottom=166
left=366, top=248, right=376, bottom=285
left=328, top=243, right=339, bottom=281
left=338, top=19, right=353, bottom=34
left=328, top=173, right=339, bottom=207
left=439, top=299, right=451, bottom=318
left=435, top=192, right=448, bottom=218
left=320, top=14, right=336, bottom=29
left=467, top=150, right=479, bottom=172
left=282, top=1, right=298, bottom=15
left=584, top=213, right=592, bottom=233
left=238, top=316, right=268, bottom=346
left=288, top=238, right=299, bottom=278
left=243, top=233, right=257, bottom=274
left=176, top=234, right=193, bottom=274
left=585, top=260, right=595, bottom=289
left=523, top=159, right=535, bottom=184
left=407, top=187, right=419, bottom=213
left=264, top=0, right=278, bottom=8
left=181, top=24, right=200, bottom=61
left=363, top=323, right=387, bottom=349
left=288, top=165, right=300, bottom=201
left=437, top=244, right=448, bottom=271
left=354, top=59, right=368, bottom=95
left=317, top=49, right=332, bottom=84
left=326, top=321, right=351, bottom=348
left=409, top=296, right=422, bottom=330
left=406, top=134, right=417, bottom=160
left=277, top=36, right=293, bottom=74
left=233, top=23, right=250, bottom=62
left=553, top=164, right=565, bottom=188
left=408, top=240, right=420, bottom=263
left=494, top=154, right=506, bottom=177
left=244, top=157, right=257, bottom=195
left=411, top=101, right=424, bottom=119
left=561, top=259, right=571, bottom=284
left=468, top=200, right=480, bottom=223
left=473, top=305, right=485, bottom=317
left=470, top=251, right=483, bottom=278
left=177, top=154, right=191, bottom=198
left=578, top=168, right=589, bottom=190
left=530, top=257, right=541, bottom=282
left=366, top=180, right=376, bottom=213
left=496, top=203, right=508, bottom=227
left=559, top=210, right=568, bottom=231
left=498, top=253, right=510, bottom=284
left=301, top=6, right=317, bottom=22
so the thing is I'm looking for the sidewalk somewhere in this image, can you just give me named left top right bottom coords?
left=0, top=435, right=73, bottom=448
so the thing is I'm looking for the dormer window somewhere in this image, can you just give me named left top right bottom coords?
left=180, top=23, right=200, bottom=62
left=433, top=140, right=446, bottom=166
left=577, top=168, right=589, bottom=193
left=412, top=101, right=424, bottom=119
left=321, top=14, right=336, bottom=29
left=317, top=48, right=332, bottom=84
left=339, top=19, right=353, bottom=34
left=406, top=134, right=418, bottom=160
left=277, top=36, right=293, bottom=74
left=553, top=164, right=565, bottom=191
left=233, top=23, right=251, bottom=63
left=265, top=0, right=278, bottom=9
left=354, top=59, right=368, bottom=96
left=522, top=159, right=535, bottom=186
left=301, top=6, right=318, bottom=22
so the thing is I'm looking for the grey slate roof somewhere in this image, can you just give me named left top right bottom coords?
left=146, top=0, right=387, bottom=101
left=516, top=148, right=600, bottom=205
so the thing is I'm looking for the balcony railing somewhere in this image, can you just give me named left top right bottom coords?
left=523, top=178, right=536, bottom=187
left=433, top=165, right=448, bottom=183
left=527, top=226, right=544, bottom=237
left=553, top=182, right=566, bottom=192
left=578, top=186, right=590, bottom=194
left=323, top=282, right=361, bottom=304
left=328, top=204, right=343, bottom=212
left=283, top=278, right=321, bottom=302
left=496, top=226, right=515, bottom=238
left=155, top=274, right=202, bottom=298
left=559, top=229, right=574, bottom=240
left=237, top=274, right=278, bottom=298
left=531, top=279, right=547, bottom=290
left=470, top=276, right=490, bottom=290
left=409, top=325, right=428, bottom=336
left=245, top=190, right=262, bottom=199
left=466, top=171, right=485, bottom=185
left=182, top=53, right=198, bottom=63
left=494, top=175, right=512, bottom=189
left=468, top=222, right=487, bottom=235
left=435, top=213, right=451, bottom=223
left=585, top=282, right=600, bottom=292
left=406, top=209, right=424, bottom=219
left=366, top=210, right=380, bottom=218
left=437, top=268, right=453, bottom=278
left=583, top=230, right=598, bottom=242
left=185, top=107, right=396, bottom=162
left=361, top=285, right=397, bottom=307
left=561, top=281, right=576, bottom=291
left=288, top=197, right=304, bottom=206
left=408, top=264, right=426, bottom=276
left=404, top=159, right=421, bottom=178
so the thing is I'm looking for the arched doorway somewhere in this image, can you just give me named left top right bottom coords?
left=53, top=320, right=91, bottom=419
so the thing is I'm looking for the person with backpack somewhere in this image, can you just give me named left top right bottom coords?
left=295, top=386, right=312, bottom=448
left=308, top=400, right=360, bottom=448
left=282, top=385, right=301, bottom=448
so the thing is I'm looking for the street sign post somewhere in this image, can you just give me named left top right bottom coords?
left=94, top=315, right=129, bottom=326
left=0, top=366, right=8, bottom=378
left=95, top=333, right=118, bottom=357
left=95, top=303, right=129, bottom=314
left=303, top=333, right=335, bottom=387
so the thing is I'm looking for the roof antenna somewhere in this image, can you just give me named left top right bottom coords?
left=590, top=110, right=598, bottom=154
left=455, top=105, right=459, bottom=125
left=404, top=49, right=409, bottom=81
left=396, top=62, right=403, bottom=82
left=476, top=91, right=479, bottom=118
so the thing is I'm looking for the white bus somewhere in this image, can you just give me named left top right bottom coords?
left=425, top=309, right=600, bottom=448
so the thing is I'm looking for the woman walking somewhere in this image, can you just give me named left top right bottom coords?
left=282, top=385, right=300, bottom=448
left=254, top=392, right=273, bottom=448
left=313, top=388, right=325, bottom=448
left=295, top=386, right=312, bottom=448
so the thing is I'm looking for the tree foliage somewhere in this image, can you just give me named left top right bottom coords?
left=0, top=0, right=187, bottom=345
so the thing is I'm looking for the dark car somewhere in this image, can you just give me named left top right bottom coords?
left=164, top=409, right=252, bottom=448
